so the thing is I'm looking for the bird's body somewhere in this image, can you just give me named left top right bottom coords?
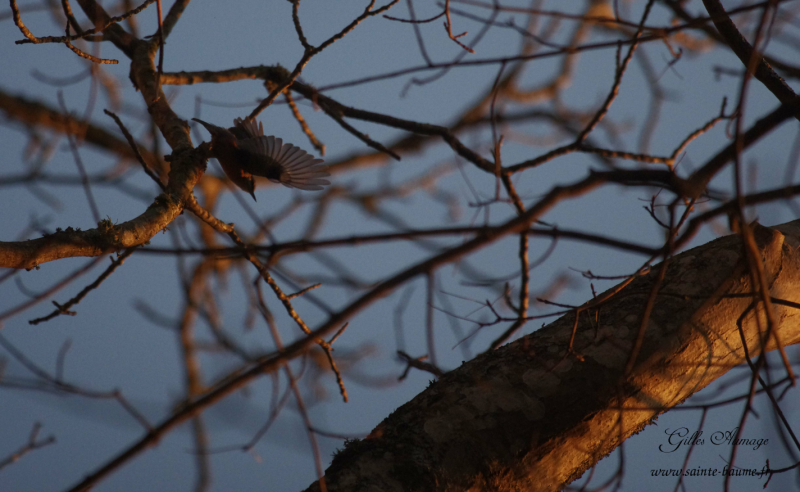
left=193, top=117, right=329, bottom=200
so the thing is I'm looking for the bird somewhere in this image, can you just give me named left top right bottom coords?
left=193, top=117, right=330, bottom=201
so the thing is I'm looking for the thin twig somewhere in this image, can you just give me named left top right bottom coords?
left=29, top=249, right=136, bottom=325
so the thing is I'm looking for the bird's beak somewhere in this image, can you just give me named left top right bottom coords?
left=192, top=118, right=222, bottom=135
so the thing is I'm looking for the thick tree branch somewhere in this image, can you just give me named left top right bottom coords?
left=302, top=221, right=800, bottom=492
left=0, top=168, right=189, bottom=270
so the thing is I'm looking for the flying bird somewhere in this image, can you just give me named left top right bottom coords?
left=193, top=117, right=330, bottom=200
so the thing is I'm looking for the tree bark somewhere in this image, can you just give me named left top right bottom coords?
left=303, top=221, right=800, bottom=492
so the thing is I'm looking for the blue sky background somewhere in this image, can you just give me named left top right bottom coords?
left=1, top=1, right=800, bottom=491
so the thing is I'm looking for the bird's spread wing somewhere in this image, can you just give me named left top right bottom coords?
left=233, top=117, right=264, bottom=139
left=239, top=135, right=330, bottom=191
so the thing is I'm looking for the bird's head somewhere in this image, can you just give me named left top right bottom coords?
left=192, top=118, right=237, bottom=148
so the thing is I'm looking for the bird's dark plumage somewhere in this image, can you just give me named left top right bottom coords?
left=193, top=117, right=330, bottom=200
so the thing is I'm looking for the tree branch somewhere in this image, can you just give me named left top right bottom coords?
left=303, top=221, right=800, bottom=492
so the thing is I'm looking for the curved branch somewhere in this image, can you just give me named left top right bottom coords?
left=0, top=28, right=202, bottom=270
left=0, top=150, right=197, bottom=269
left=0, top=89, right=161, bottom=172
left=73, top=0, right=137, bottom=56
left=701, top=0, right=800, bottom=119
